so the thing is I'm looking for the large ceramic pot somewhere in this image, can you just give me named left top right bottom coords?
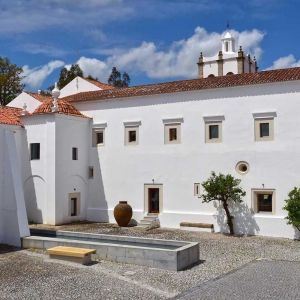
left=114, top=201, right=133, bottom=227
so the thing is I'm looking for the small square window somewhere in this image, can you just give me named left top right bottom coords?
left=92, top=128, right=105, bottom=147
left=252, top=189, right=275, bottom=214
left=125, top=126, right=139, bottom=145
left=30, top=143, right=40, bottom=160
left=165, top=124, right=181, bottom=144
left=255, top=118, right=274, bottom=141
left=205, top=122, right=222, bottom=143
left=72, top=147, right=78, bottom=160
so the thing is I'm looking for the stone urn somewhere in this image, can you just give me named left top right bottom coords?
left=114, top=201, right=133, bottom=227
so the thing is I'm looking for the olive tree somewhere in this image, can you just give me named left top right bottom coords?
left=284, top=187, right=300, bottom=232
left=200, top=172, right=246, bottom=235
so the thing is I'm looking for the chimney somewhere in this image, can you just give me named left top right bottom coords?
left=51, top=82, right=60, bottom=112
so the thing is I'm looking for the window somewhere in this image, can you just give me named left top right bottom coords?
left=204, top=116, right=224, bottom=143
left=125, top=127, right=139, bottom=145
left=72, top=147, right=78, bottom=160
left=88, top=166, right=94, bottom=179
left=124, top=121, right=141, bottom=146
left=30, top=143, right=40, bottom=160
left=225, top=41, right=229, bottom=52
left=252, top=189, right=275, bottom=214
left=70, top=197, right=77, bottom=216
left=253, top=112, right=276, bottom=141
left=209, top=124, right=219, bottom=139
left=92, top=123, right=107, bottom=147
left=163, top=118, right=183, bottom=144
left=194, top=183, right=201, bottom=197
left=236, top=161, right=249, bottom=175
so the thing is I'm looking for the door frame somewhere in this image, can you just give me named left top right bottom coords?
left=68, top=192, right=81, bottom=218
left=144, top=184, right=163, bottom=214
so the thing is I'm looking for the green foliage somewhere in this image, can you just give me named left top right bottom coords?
left=201, top=172, right=246, bottom=234
left=57, top=64, right=83, bottom=89
left=0, top=57, right=24, bottom=106
left=108, top=67, right=130, bottom=88
left=284, top=187, right=300, bottom=232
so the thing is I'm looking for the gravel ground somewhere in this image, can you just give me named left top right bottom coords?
left=1, top=223, right=299, bottom=299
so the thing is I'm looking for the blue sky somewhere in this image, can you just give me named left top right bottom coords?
left=0, top=0, right=299, bottom=91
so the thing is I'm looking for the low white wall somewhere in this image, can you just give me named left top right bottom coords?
left=0, top=126, right=29, bottom=247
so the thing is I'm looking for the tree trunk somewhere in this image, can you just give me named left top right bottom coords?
left=223, top=200, right=234, bottom=235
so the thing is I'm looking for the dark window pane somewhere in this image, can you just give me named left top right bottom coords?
left=209, top=125, right=219, bottom=139
left=260, top=123, right=269, bottom=137
left=257, top=194, right=272, bottom=212
left=30, top=143, right=40, bottom=160
left=128, top=130, right=136, bottom=142
left=169, top=128, right=177, bottom=141
left=97, top=132, right=103, bottom=144
left=72, top=148, right=78, bottom=160
left=70, top=198, right=77, bottom=216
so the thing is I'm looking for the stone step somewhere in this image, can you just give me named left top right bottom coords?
left=143, top=216, right=158, bottom=221
left=139, top=220, right=152, bottom=225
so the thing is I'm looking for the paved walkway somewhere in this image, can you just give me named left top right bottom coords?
left=176, top=260, right=300, bottom=300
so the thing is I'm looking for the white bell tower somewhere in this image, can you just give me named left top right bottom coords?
left=221, top=31, right=235, bottom=53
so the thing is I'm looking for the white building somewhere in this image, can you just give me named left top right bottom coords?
left=1, top=31, right=299, bottom=239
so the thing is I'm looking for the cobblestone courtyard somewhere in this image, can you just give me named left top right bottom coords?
left=1, top=225, right=299, bottom=299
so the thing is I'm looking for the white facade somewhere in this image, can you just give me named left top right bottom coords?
left=1, top=33, right=299, bottom=240
left=0, top=126, right=29, bottom=246
left=72, top=81, right=300, bottom=239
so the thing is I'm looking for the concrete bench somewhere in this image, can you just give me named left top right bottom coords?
left=180, top=222, right=214, bottom=233
left=47, top=246, right=96, bottom=265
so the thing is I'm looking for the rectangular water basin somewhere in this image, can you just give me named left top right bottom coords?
left=22, top=230, right=199, bottom=271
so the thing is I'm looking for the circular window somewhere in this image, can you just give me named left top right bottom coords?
left=236, top=161, right=249, bottom=175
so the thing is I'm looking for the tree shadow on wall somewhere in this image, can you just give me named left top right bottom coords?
left=213, top=201, right=260, bottom=235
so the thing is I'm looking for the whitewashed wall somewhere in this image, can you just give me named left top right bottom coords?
left=59, top=77, right=101, bottom=98
left=74, top=80, right=300, bottom=239
left=7, top=92, right=41, bottom=113
left=0, top=126, right=29, bottom=246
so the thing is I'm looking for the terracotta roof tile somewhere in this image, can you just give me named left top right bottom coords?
left=85, top=78, right=115, bottom=90
left=33, top=99, right=88, bottom=118
left=62, top=67, right=300, bottom=103
left=27, top=92, right=52, bottom=102
left=0, top=106, right=23, bottom=126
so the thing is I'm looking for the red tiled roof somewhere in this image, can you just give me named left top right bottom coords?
left=62, top=67, right=300, bottom=103
left=85, top=78, right=115, bottom=90
left=27, top=92, right=51, bottom=102
left=0, top=107, right=23, bottom=126
left=32, top=99, right=88, bottom=118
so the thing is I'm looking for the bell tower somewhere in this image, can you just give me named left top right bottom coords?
left=197, top=29, right=258, bottom=78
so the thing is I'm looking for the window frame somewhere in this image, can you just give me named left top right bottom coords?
left=124, top=121, right=141, bottom=146
left=194, top=183, right=201, bottom=197
left=252, top=189, right=276, bottom=215
left=30, top=143, right=40, bottom=160
left=163, top=117, right=183, bottom=145
left=92, top=123, right=107, bottom=147
left=253, top=112, right=276, bottom=142
left=203, top=115, right=224, bottom=143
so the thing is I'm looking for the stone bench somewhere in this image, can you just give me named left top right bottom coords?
left=180, top=222, right=214, bottom=233
left=47, top=246, right=96, bottom=265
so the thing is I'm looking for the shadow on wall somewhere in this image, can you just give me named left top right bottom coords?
left=213, top=201, right=260, bottom=235
left=294, top=228, right=300, bottom=240
left=22, top=131, right=43, bottom=224
left=89, top=146, right=109, bottom=222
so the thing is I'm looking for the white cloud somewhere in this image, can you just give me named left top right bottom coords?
left=22, top=60, right=65, bottom=88
left=72, top=27, right=265, bottom=81
left=21, top=27, right=266, bottom=88
left=266, top=55, right=300, bottom=70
